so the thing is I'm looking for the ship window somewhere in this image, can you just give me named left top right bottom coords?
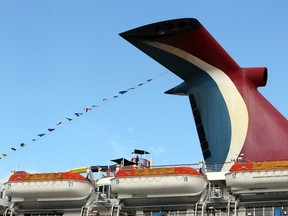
left=197, top=125, right=206, bottom=142
left=104, top=184, right=110, bottom=194
left=203, top=149, right=211, bottom=159
left=201, top=141, right=209, bottom=151
left=143, top=211, right=168, bottom=216
left=98, top=185, right=103, bottom=193
left=274, top=207, right=282, bottom=216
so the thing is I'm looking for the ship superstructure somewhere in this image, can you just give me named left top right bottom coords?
left=2, top=153, right=288, bottom=216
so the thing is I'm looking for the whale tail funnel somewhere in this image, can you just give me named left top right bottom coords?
left=120, top=18, right=288, bottom=170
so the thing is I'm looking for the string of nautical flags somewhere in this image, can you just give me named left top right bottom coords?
left=0, top=72, right=168, bottom=160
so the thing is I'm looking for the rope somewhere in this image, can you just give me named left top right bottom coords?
left=0, top=71, right=168, bottom=160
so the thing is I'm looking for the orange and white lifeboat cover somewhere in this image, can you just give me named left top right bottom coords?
left=225, top=160, right=288, bottom=193
left=110, top=166, right=207, bottom=198
left=4, top=171, right=93, bottom=201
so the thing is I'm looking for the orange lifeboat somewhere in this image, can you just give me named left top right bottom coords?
left=4, top=171, right=93, bottom=202
left=110, top=166, right=207, bottom=198
left=225, top=160, right=288, bottom=194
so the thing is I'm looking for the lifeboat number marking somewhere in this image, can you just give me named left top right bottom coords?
left=68, top=181, right=74, bottom=187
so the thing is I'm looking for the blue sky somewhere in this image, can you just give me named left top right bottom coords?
left=0, top=1, right=287, bottom=181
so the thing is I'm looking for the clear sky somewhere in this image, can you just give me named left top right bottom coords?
left=0, top=1, right=287, bottom=182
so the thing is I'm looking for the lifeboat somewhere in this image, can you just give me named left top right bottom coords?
left=225, top=160, right=288, bottom=194
left=4, top=171, right=94, bottom=202
left=110, top=166, right=207, bottom=198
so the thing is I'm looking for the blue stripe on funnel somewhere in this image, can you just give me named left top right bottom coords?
left=129, top=40, right=232, bottom=164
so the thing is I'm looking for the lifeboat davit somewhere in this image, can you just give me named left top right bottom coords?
left=4, top=171, right=94, bottom=202
left=110, top=166, right=207, bottom=198
left=225, top=160, right=288, bottom=194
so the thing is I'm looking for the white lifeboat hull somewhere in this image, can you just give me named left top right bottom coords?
left=111, top=174, right=207, bottom=198
left=4, top=180, right=93, bottom=201
left=226, top=170, right=288, bottom=194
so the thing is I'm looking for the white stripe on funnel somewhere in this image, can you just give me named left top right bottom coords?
left=143, top=40, right=248, bottom=171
